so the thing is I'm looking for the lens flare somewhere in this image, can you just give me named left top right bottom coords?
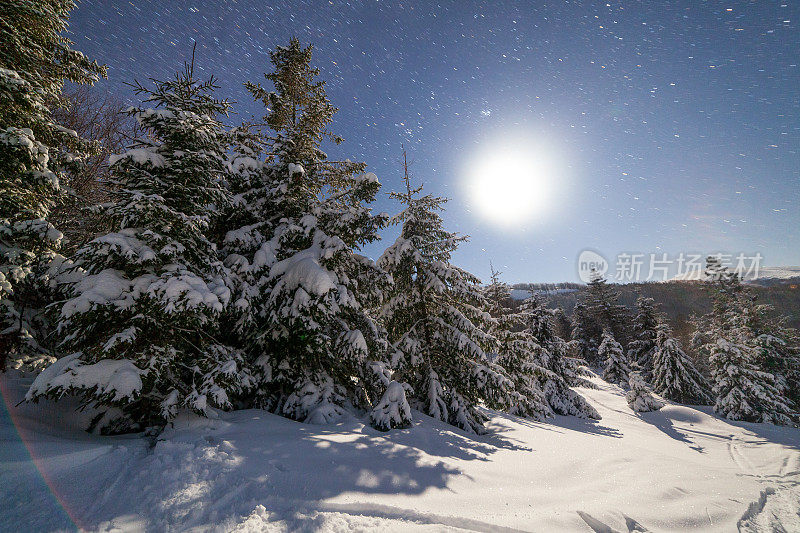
left=1, top=378, right=80, bottom=529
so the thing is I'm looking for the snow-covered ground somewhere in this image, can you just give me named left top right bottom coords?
left=672, top=266, right=800, bottom=283
left=750, top=266, right=800, bottom=281
left=1, top=373, right=798, bottom=532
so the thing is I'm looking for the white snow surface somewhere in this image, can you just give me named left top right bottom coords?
left=672, top=266, right=800, bottom=282
left=757, top=266, right=800, bottom=279
left=2, top=373, right=799, bottom=532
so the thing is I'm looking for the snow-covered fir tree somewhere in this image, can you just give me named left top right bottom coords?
left=524, top=298, right=594, bottom=388
left=740, top=296, right=800, bottom=412
left=378, top=159, right=509, bottom=433
left=0, top=0, right=105, bottom=371
left=570, top=301, right=600, bottom=365
left=27, top=60, right=253, bottom=433
left=753, top=327, right=800, bottom=410
left=628, top=297, right=660, bottom=377
left=651, top=323, right=712, bottom=404
left=481, top=269, right=598, bottom=420
left=228, top=39, right=405, bottom=429
left=518, top=296, right=600, bottom=418
left=650, top=320, right=709, bottom=403
left=709, top=321, right=793, bottom=425
left=695, top=257, right=794, bottom=424
left=599, top=330, right=630, bottom=386
left=483, top=270, right=552, bottom=421
left=626, top=371, right=664, bottom=412
left=218, top=125, right=272, bottom=351
left=483, top=263, right=512, bottom=317
left=551, top=307, right=573, bottom=343
left=582, top=272, right=632, bottom=360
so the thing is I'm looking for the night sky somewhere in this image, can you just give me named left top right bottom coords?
left=68, top=1, right=799, bottom=283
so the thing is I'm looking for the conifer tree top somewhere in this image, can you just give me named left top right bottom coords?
left=244, top=37, right=364, bottom=198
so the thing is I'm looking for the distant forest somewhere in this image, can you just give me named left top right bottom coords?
left=531, top=279, right=800, bottom=370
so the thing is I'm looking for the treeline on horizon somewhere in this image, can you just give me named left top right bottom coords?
left=532, top=280, right=800, bottom=368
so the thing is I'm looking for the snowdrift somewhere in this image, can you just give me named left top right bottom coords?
left=1, top=373, right=798, bottom=532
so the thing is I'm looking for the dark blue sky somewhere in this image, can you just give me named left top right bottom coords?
left=69, top=0, right=799, bottom=283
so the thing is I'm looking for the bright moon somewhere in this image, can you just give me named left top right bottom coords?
left=467, top=143, right=558, bottom=227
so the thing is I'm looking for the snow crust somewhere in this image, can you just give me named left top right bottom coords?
left=2, top=373, right=799, bottom=532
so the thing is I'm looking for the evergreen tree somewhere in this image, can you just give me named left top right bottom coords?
left=244, top=38, right=364, bottom=195
left=626, top=371, right=664, bottom=412
left=741, top=298, right=800, bottom=411
left=379, top=158, right=508, bottom=433
left=570, top=302, right=600, bottom=365
left=519, top=296, right=599, bottom=418
left=551, top=307, right=573, bottom=342
left=692, top=255, right=746, bottom=364
left=483, top=263, right=512, bottom=318
left=754, top=327, right=800, bottom=410
left=218, top=125, right=272, bottom=352
left=522, top=298, right=590, bottom=388
left=583, top=272, right=632, bottom=357
left=230, top=39, right=403, bottom=428
left=491, top=316, right=552, bottom=422
left=27, top=59, right=252, bottom=433
left=651, top=323, right=712, bottom=404
left=709, top=320, right=792, bottom=425
left=482, top=269, right=598, bottom=420
left=484, top=272, right=553, bottom=421
left=599, top=330, right=630, bottom=386
left=695, top=257, right=795, bottom=424
left=370, top=380, right=413, bottom=431
left=628, top=297, right=660, bottom=377
left=0, top=0, right=105, bottom=371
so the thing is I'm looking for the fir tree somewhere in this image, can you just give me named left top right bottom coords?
left=484, top=263, right=512, bottom=317
left=27, top=57, right=252, bottom=433
left=379, top=154, right=508, bottom=433
left=491, top=320, right=552, bottom=422
left=695, top=257, right=795, bottom=424
left=628, top=297, right=660, bottom=377
left=651, top=323, right=712, bottom=404
left=218, top=125, right=272, bottom=351
left=485, top=271, right=553, bottom=421
left=626, top=371, right=664, bottom=412
left=0, top=0, right=105, bottom=371
left=521, top=297, right=589, bottom=388
left=570, top=301, right=600, bottom=365
left=599, top=330, right=630, bottom=386
left=520, top=296, right=599, bottom=418
left=741, top=297, right=800, bottom=411
left=230, top=39, right=403, bottom=428
left=583, top=272, right=632, bottom=358
left=244, top=38, right=364, bottom=196
left=551, top=307, right=573, bottom=342
left=753, top=328, right=800, bottom=410
left=370, top=380, right=413, bottom=431
left=709, top=321, right=792, bottom=425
